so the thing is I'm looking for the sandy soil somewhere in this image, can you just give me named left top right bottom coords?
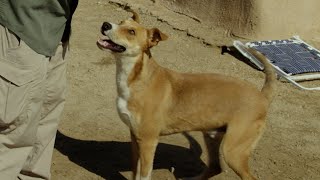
left=51, top=0, right=320, bottom=179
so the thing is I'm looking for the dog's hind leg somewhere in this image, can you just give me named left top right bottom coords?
left=221, top=118, right=266, bottom=180
left=198, top=130, right=225, bottom=179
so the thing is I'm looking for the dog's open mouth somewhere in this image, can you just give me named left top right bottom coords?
left=97, top=37, right=126, bottom=53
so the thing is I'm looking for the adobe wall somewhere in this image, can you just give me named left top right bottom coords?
left=158, top=0, right=320, bottom=40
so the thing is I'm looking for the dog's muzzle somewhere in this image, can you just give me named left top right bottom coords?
left=97, top=22, right=126, bottom=53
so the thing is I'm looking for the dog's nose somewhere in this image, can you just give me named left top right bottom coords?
left=101, top=22, right=112, bottom=33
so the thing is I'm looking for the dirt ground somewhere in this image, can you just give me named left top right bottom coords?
left=51, top=0, right=320, bottom=179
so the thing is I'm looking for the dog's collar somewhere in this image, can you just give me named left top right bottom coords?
left=144, top=49, right=152, bottom=58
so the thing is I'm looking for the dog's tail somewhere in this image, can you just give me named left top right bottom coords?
left=247, top=48, right=276, bottom=102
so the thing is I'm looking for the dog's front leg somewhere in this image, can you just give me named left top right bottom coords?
left=135, top=137, right=159, bottom=180
left=131, top=131, right=139, bottom=179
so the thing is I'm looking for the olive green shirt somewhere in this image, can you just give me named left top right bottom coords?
left=0, top=0, right=77, bottom=56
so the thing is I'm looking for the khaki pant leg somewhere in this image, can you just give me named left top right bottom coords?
left=19, top=43, right=68, bottom=180
left=0, top=25, right=48, bottom=180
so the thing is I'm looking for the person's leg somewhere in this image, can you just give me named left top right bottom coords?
left=19, top=43, right=68, bottom=180
left=0, top=25, right=48, bottom=180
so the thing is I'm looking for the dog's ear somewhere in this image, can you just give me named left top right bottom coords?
left=125, top=7, right=140, bottom=23
left=129, top=10, right=140, bottom=23
left=148, top=28, right=168, bottom=48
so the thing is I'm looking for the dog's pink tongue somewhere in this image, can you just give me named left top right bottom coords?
left=98, top=39, right=109, bottom=48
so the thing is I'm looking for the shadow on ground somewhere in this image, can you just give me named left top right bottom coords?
left=55, top=130, right=206, bottom=180
left=221, top=46, right=262, bottom=71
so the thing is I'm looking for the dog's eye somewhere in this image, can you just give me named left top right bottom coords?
left=128, top=29, right=135, bottom=35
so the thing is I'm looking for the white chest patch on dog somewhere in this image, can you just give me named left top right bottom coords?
left=117, top=97, right=132, bottom=127
left=115, top=56, right=137, bottom=128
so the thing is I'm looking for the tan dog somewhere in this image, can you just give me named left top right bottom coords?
left=97, top=9, right=275, bottom=180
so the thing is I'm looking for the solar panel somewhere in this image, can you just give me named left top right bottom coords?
left=233, top=37, right=320, bottom=90
left=246, top=37, right=320, bottom=75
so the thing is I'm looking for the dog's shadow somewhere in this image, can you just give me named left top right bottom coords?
left=54, top=131, right=206, bottom=180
